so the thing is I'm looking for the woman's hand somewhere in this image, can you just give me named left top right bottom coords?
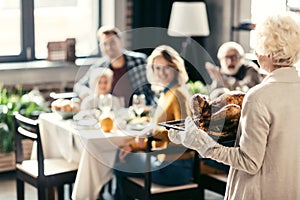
left=118, top=145, right=132, bottom=163
left=135, top=136, right=147, bottom=148
left=168, top=117, right=217, bottom=157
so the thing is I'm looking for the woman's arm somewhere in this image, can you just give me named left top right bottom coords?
left=207, top=100, right=270, bottom=174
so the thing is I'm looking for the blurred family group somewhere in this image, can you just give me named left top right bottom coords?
left=74, top=11, right=300, bottom=200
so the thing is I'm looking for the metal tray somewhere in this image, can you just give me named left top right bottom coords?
left=158, top=119, right=235, bottom=146
left=158, top=119, right=185, bottom=131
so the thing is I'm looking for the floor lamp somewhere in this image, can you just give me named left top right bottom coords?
left=168, top=2, right=210, bottom=83
left=167, top=1, right=210, bottom=57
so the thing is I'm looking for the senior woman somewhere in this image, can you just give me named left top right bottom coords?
left=169, top=12, right=300, bottom=200
left=111, top=45, right=193, bottom=199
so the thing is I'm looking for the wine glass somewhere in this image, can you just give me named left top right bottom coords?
left=132, top=94, right=146, bottom=118
left=98, top=94, right=113, bottom=114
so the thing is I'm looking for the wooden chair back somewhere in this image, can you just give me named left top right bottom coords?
left=14, top=112, right=78, bottom=200
left=122, top=134, right=203, bottom=200
left=14, top=112, right=45, bottom=177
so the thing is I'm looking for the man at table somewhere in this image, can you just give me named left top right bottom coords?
left=74, top=26, right=154, bottom=107
left=205, top=41, right=262, bottom=93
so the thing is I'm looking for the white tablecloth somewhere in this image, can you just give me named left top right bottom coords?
left=37, top=113, right=139, bottom=200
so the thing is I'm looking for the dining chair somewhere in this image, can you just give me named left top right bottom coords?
left=199, top=160, right=227, bottom=196
left=14, top=112, right=78, bottom=200
left=49, top=92, right=78, bottom=100
left=200, top=173, right=227, bottom=196
left=122, top=135, right=203, bottom=200
left=197, top=142, right=231, bottom=196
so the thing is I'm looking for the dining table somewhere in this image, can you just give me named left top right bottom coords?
left=35, top=111, right=154, bottom=200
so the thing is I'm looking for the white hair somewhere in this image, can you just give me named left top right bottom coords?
left=255, top=12, right=300, bottom=67
left=217, top=41, right=245, bottom=59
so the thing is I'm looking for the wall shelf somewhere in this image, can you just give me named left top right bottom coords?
left=231, top=26, right=254, bottom=31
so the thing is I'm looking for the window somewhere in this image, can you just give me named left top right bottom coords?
left=251, top=0, right=286, bottom=22
left=0, top=0, right=21, bottom=57
left=287, top=0, right=300, bottom=11
left=0, top=0, right=101, bottom=62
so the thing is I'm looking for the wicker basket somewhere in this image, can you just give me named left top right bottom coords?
left=0, top=140, right=33, bottom=172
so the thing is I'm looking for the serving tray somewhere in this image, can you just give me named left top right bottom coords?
left=158, top=119, right=235, bottom=146
left=158, top=119, right=185, bottom=131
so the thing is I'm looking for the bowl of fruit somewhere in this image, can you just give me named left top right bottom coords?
left=51, top=98, right=80, bottom=119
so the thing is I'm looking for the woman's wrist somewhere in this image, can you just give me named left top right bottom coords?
left=122, top=145, right=133, bottom=152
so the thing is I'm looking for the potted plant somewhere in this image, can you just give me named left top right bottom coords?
left=187, top=80, right=209, bottom=95
left=0, top=84, right=50, bottom=172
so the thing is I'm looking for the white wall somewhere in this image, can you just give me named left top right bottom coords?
left=205, top=0, right=252, bottom=64
left=101, top=0, right=127, bottom=32
left=101, top=0, right=115, bottom=27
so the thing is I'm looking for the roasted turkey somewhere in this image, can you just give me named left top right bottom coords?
left=190, top=91, right=245, bottom=141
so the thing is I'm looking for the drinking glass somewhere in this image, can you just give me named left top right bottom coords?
left=132, top=94, right=146, bottom=118
left=98, top=94, right=113, bottom=114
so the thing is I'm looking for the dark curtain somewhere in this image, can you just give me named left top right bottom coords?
left=131, top=0, right=177, bottom=56
left=132, top=0, right=175, bottom=29
left=131, top=0, right=211, bottom=83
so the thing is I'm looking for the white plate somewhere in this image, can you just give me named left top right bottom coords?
left=123, top=122, right=156, bottom=137
left=76, top=118, right=98, bottom=127
left=73, top=110, right=94, bottom=121
left=127, top=122, right=149, bottom=131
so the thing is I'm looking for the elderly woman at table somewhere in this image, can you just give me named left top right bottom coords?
left=110, top=45, right=193, bottom=199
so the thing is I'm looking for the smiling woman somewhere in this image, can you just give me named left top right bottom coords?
left=146, top=45, right=189, bottom=94
left=111, top=45, right=194, bottom=199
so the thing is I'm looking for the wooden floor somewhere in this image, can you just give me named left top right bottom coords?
left=0, top=171, right=224, bottom=200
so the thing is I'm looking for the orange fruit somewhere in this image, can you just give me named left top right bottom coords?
left=100, top=117, right=114, bottom=132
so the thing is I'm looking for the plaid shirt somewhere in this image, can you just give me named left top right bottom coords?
left=74, top=50, right=154, bottom=105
